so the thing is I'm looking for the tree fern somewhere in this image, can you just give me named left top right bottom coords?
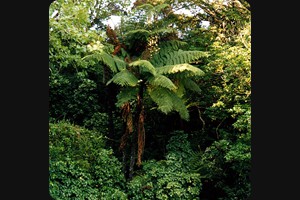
left=151, top=28, right=176, bottom=37
left=116, top=87, right=138, bottom=108
left=151, top=50, right=208, bottom=67
left=156, top=63, right=205, bottom=77
left=154, top=3, right=170, bottom=13
left=134, top=3, right=155, bottom=11
left=124, top=29, right=151, bottom=41
left=82, top=51, right=117, bottom=72
left=129, top=60, right=156, bottom=75
left=182, top=78, right=201, bottom=93
left=113, top=56, right=127, bottom=71
left=174, top=81, right=186, bottom=98
left=147, top=74, right=177, bottom=91
left=158, top=40, right=188, bottom=51
left=147, top=86, right=189, bottom=121
left=106, top=69, right=138, bottom=87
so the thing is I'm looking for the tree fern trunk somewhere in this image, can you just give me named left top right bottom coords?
left=129, top=82, right=145, bottom=179
left=128, top=131, right=137, bottom=180
left=136, top=82, right=145, bottom=166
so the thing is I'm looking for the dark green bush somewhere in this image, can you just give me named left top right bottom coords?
left=49, top=121, right=127, bottom=199
left=127, top=131, right=202, bottom=199
left=195, top=131, right=251, bottom=200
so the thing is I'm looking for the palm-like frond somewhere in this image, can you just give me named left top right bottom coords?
left=151, top=28, right=176, bottom=37
left=154, top=4, right=169, bottom=13
left=148, top=74, right=177, bottom=91
left=113, top=56, right=127, bottom=71
left=151, top=50, right=208, bottom=67
left=147, top=86, right=189, bottom=120
left=156, top=63, right=205, bottom=77
left=134, top=3, right=154, bottom=11
left=116, top=87, right=138, bottom=107
left=106, top=69, right=138, bottom=87
left=174, top=81, right=185, bottom=98
left=135, top=3, right=169, bottom=14
left=129, top=60, right=156, bottom=75
left=124, top=29, right=151, bottom=41
left=182, top=79, right=201, bottom=93
left=82, top=51, right=117, bottom=72
left=158, top=40, right=188, bottom=51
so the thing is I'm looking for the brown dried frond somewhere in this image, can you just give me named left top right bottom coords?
left=119, top=129, right=130, bottom=151
left=137, top=109, right=145, bottom=166
left=106, top=25, right=119, bottom=46
left=113, top=44, right=122, bottom=55
left=119, top=103, right=134, bottom=151
left=121, top=103, right=133, bottom=133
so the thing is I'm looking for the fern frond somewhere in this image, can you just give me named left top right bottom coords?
left=134, top=3, right=169, bottom=14
left=101, top=52, right=117, bottom=72
left=129, top=60, right=156, bottom=75
left=124, top=29, right=151, bottom=40
left=182, top=79, right=201, bottom=93
left=116, top=87, right=138, bottom=107
left=154, top=4, right=170, bottom=13
left=156, top=63, right=205, bottom=77
left=158, top=40, right=188, bottom=51
left=174, top=81, right=185, bottom=98
left=148, top=74, right=177, bottom=91
left=134, top=3, right=154, bottom=11
left=83, top=52, right=117, bottom=72
left=151, top=49, right=208, bottom=67
left=106, top=69, right=138, bottom=87
left=147, top=86, right=189, bottom=120
left=113, top=56, right=127, bottom=71
left=151, top=28, right=176, bottom=37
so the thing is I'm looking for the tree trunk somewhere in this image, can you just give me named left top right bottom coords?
left=136, top=83, right=145, bottom=167
left=128, top=131, right=137, bottom=180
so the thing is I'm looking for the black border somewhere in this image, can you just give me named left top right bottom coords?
left=251, top=1, right=300, bottom=199
left=1, top=0, right=53, bottom=198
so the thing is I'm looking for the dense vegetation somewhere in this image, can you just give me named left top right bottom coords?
left=49, top=0, right=251, bottom=199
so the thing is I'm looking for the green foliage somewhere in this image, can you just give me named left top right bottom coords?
left=82, top=42, right=128, bottom=73
left=157, top=40, right=188, bottom=51
left=123, top=29, right=151, bottom=55
left=181, top=78, right=201, bottom=93
left=49, top=0, right=114, bottom=125
left=127, top=131, right=202, bottom=199
left=49, top=159, right=100, bottom=200
left=49, top=70, right=101, bottom=124
left=83, top=51, right=118, bottom=73
left=129, top=60, right=157, bottom=76
left=148, top=74, right=177, bottom=90
left=116, top=87, right=139, bottom=107
left=156, top=63, right=204, bottom=77
left=151, top=49, right=208, bottom=67
left=49, top=121, right=127, bottom=199
left=147, top=87, right=189, bottom=120
left=83, top=112, right=109, bottom=132
left=49, top=1, right=251, bottom=199
left=106, top=69, right=139, bottom=87
left=194, top=131, right=251, bottom=200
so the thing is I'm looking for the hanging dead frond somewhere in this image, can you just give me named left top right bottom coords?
left=137, top=105, right=145, bottom=166
left=119, top=129, right=130, bottom=151
left=119, top=102, right=134, bottom=151
left=106, top=25, right=119, bottom=46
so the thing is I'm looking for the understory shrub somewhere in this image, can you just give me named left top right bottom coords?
left=127, top=131, right=202, bottom=199
left=49, top=121, right=127, bottom=199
